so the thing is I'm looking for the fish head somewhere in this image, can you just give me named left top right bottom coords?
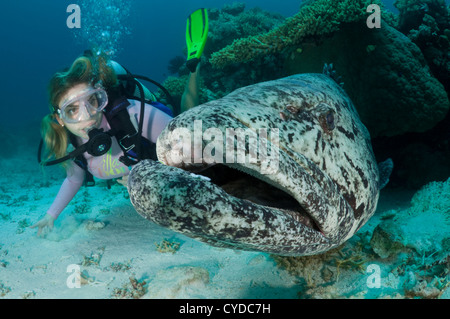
left=130, top=74, right=380, bottom=256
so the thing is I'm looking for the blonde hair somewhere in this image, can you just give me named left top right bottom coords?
left=41, top=53, right=118, bottom=167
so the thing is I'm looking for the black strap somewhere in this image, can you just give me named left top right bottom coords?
left=68, top=132, right=96, bottom=187
left=104, top=95, right=158, bottom=166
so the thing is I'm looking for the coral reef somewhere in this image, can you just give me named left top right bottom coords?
left=205, top=3, right=287, bottom=97
left=206, top=3, right=285, bottom=58
left=16, top=219, right=31, bottom=234
left=370, top=221, right=407, bottom=258
left=81, top=247, right=105, bottom=267
left=210, top=0, right=383, bottom=68
left=404, top=275, right=448, bottom=298
left=394, top=0, right=450, bottom=91
left=105, top=261, right=132, bottom=272
left=272, top=178, right=450, bottom=298
left=111, top=276, right=147, bottom=299
left=409, top=178, right=450, bottom=215
left=155, top=238, right=181, bottom=254
left=272, top=238, right=375, bottom=297
left=155, top=75, right=188, bottom=109
left=84, top=220, right=106, bottom=231
left=73, top=203, right=88, bottom=215
left=284, top=20, right=449, bottom=138
left=142, top=266, right=210, bottom=299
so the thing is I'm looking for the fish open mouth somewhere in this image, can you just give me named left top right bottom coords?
left=183, top=163, right=323, bottom=233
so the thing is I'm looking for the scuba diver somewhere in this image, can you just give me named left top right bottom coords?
left=31, top=9, right=208, bottom=236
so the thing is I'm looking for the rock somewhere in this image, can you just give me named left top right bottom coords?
left=405, top=277, right=442, bottom=299
left=370, top=220, right=406, bottom=258
left=143, top=266, right=210, bottom=299
left=371, top=178, right=450, bottom=258
left=247, top=254, right=266, bottom=266
left=84, top=220, right=106, bottom=231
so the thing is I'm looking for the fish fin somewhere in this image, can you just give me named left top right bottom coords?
left=323, top=63, right=344, bottom=87
left=378, top=158, right=394, bottom=189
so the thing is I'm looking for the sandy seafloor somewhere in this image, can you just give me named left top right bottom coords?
left=0, top=150, right=448, bottom=299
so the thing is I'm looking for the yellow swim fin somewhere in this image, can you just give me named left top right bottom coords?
left=186, top=8, right=209, bottom=73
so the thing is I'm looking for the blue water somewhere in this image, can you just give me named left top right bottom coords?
left=0, top=0, right=407, bottom=129
left=0, top=0, right=292, bottom=128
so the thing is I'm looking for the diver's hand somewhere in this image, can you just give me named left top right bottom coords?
left=117, top=175, right=129, bottom=187
left=30, top=214, right=55, bottom=237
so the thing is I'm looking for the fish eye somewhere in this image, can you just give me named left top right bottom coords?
left=314, top=103, right=336, bottom=134
left=326, top=112, right=335, bottom=130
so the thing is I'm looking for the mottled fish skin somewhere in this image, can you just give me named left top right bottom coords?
left=128, top=74, right=380, bottom=256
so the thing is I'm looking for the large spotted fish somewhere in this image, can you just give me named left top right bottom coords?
left=128, top=73, right=391, bottom=256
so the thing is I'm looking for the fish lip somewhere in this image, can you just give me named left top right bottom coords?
left=158, top=136, right=342, bottom=240
left=167, top=158, right=332, bottom=238
left=290, top=163, right=332, bottom=236
left=129, top=159, right=331, bottom=254
left=157, top=129, right=335, bottom=236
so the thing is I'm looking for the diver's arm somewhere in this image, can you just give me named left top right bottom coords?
left=44, top=163, right=85, bottom=219
left=46, top=175, right=85, bottom=219
left=180, top=64, right=200, bottom=113
left=31, top=163, right=85, bottom=236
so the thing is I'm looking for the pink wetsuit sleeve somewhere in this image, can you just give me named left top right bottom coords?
left=142, top=104, right=172, bottom=143
left=46, top=163, right=85, bottom=219
left=128, top=100, right=172, bottom=143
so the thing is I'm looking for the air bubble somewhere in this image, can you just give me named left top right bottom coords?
left=72, top=0, right=131, bottom=58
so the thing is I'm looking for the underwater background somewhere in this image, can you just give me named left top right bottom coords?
left=0, top=0, right=449, bottom=299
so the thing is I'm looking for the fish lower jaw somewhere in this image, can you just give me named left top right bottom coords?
left=179, top=161, right=327, bottom=234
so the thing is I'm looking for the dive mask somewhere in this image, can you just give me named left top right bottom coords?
left=58, top=87, right=108, bottom=124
